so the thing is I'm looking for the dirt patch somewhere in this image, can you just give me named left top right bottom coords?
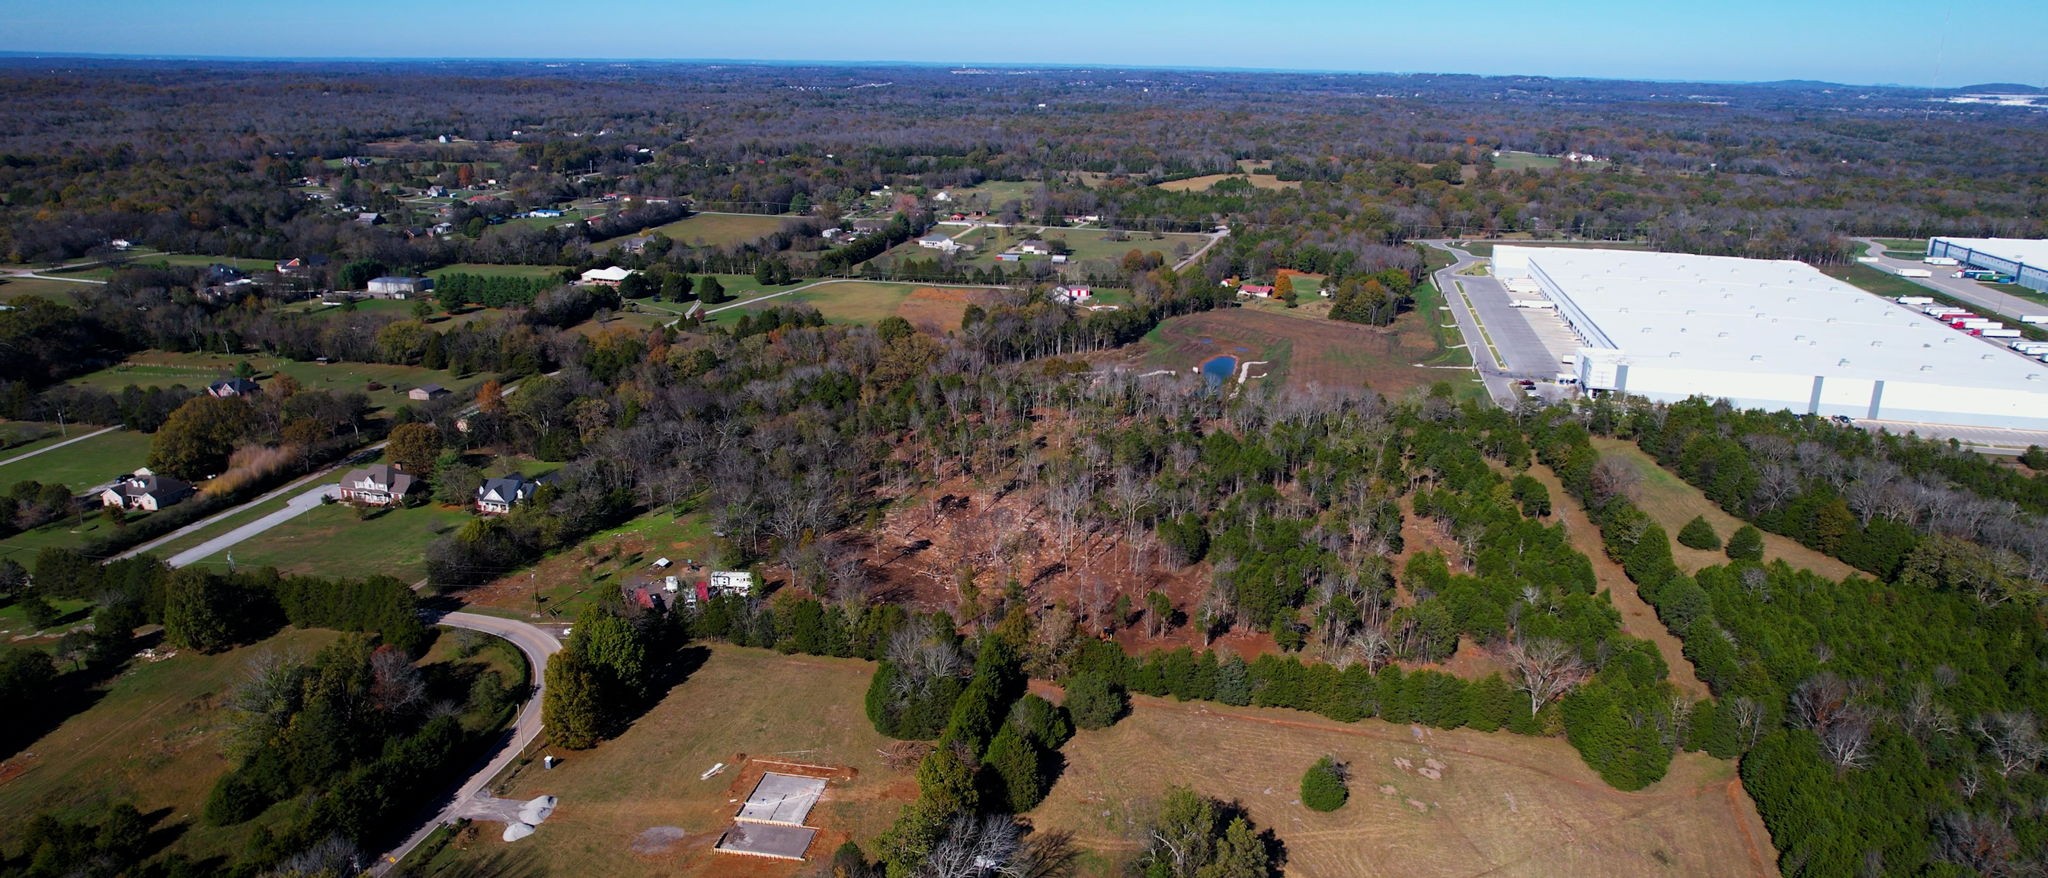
left=894, top=286, right=1000, bottom=333
left=631, top=826, right=687, bottom=855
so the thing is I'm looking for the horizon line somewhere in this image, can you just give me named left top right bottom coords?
left=0, top=50, right=2027, bottom=91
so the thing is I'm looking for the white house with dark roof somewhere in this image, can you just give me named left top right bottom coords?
left=99, top=469, right=195, bottom=512
left=338, top=464, right=416, bottom=506
left=475, top=474, right=544, bottom=514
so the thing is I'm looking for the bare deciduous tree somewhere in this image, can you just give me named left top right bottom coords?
left=1503, top=637, right=1588, bottom=714
left=1973, top=711, right=2045, bottom=778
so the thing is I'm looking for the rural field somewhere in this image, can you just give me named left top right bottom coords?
left=189, top=499, right=474, bottom=582
left=1154, top=173, right=1301, bottom=192
left=423, top=645, right=913, bottom=878
left=458, top=508, right=714, bottom=620
left=711, top=281, right=1005, bottom=329
left=0, top=629, right=347, bottom=866
left=938, top=180, right=1041, bottom=210
left=1136, top=292, right=1478, bottom=401
left=1588, top=438, right=1858, bottom=581
left=68, top=351, right=485, bottom=416
left=1033, top=692, right=1776, bottom=878
left=0, top=275, right=99, bottom=301
left=0, top=426, right=152, bottom=491
left=427, top=263, right=569, bottom=282
left=622, top=213, right=792, bottom=249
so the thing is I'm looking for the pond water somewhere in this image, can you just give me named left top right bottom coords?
left=1200, top=355, right=1238, bottom=387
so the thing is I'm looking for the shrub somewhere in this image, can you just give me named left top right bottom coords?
left=1676, top=516, right=1721, bottom=550
left=1064, top=671, right=1127, bottom=730
left=1726, top=525, right=1765, bottom=561
left=1300, top=755, right=1348, bottom=811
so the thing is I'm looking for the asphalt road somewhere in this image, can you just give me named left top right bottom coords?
left=371, top=611, right=562, bottom=875
left=116, top=442, right=387, bottom=562
left=1860, top=239, right=2048, bottom=321
left=1424, top=242, right=1520, bottom=408
left=161, top=484, right=339, bottom=568
left=0, top=425, right=122, bottom=469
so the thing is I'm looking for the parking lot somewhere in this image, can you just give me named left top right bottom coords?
left=1452, top=271, right=1583, bottom=377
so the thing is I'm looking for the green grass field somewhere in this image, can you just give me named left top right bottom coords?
left=0, top=596, right=93, bottom=643
left=615, top=213, right=792, bottom=249
left=0, top=628, right=348, bottom=865
left=1, top=421, right=81, bottom=458
left=458, top=508, right=713, bottom=619
left=191, top=500, right=474, bottom=582
left=940, top=180, right=1040, bottom=210
left=0, top=428, right=153, bottom=491
left=0, top=276, right=100, bottom=302
left=68, top=351, right=487, bottom=415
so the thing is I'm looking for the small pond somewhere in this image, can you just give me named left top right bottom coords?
left=1200, top=355, right=1238, bottom=388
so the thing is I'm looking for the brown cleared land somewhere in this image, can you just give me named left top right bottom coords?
left=1137, top=306, right=1471, bottom=400
left=1033, top=692, right=1777, bottom=878
left=439, top=646, right=912, bottom=878
left=1589, top=438, right=1858, bottom=581
left=1154, top=173, right=1301, bottom=192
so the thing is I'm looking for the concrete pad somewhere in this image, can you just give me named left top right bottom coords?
left=735, top=772, right=825, bottom=826
left=715, top=821, right=817, bottom=860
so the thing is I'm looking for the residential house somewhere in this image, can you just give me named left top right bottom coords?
left=205, top=264, right=248, bottom=285
left=1017, top=240, right=1050, bottom=255
left=408, top=384, right=451, bottom=402
left=99, top=469, right=195, bottom=512
left=527, top=208, right=564, bottom=218
left=1051, top=285, right=1093, bottom=305
left=474, top=474, right=542, bottom=514
left=337, top=464, right=416, bottom=506
left=425, top=185, right=450, bottom=198
left=354, top=212, right=383, bottom=226
left=621, top=235, right=656, bottom=254
left=1238, top=283, right=1275, bottom=299
left=368, top=276, right=431, bottom=297
left=579, top=266, right=635, bottom=286
left=621, top=582, right=667, bottom=612
left=109, top=238, right=132, bottom=250
left=916, top=233, right=963, bottom=253
left=850, top=219, right=890, bottom=234
left=208, top=377, right=261, bottom=398
left=274, top=256, right=329, bottom=276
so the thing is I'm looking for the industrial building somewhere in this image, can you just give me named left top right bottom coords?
left=1926, top=237, right=2048, bottom=293
left=1492, top=246, right=2048, bottom=430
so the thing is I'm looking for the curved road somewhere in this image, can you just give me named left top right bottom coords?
left=1859, top=239, right=2048, bottom=321
left=1423, top=241, right=1521, bottom=407
left=371, top=611, right=561, bottom=875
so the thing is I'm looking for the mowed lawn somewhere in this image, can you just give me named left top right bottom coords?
left=1033, top=691, right=1777, bottom=878
left=1588, top=438, right=1859, bottom=581
left=68, top=351, right=487, bottom=416
left=622, top=213, right=792, bottom=249
left=432, top=645, right=913, bottom=877
left=0, top=629, right=348, bottom=865
left=0, top=276, right=100, bottom=302
left=1154, top=173, right=1299, bottom=192
left=0, top=427, right=153, bottom=491
left=193, top=501, right=474, bottom=582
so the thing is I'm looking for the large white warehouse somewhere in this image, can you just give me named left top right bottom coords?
left=1493, top=246, right=2048, bottom=430
left=1926, top=237, right=2048, bottom=293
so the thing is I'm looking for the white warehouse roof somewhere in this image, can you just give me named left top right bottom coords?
left=1495, top=246, right=2048, bottom=430
left=1927, top=237, right=2048, bottom=268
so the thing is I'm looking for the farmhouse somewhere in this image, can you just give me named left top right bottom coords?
left=580, top=266, right=635, bottom=286
left=1017, top=239, right=1050, bottom=255
left=1051, top=285, right=1093, bottom=305
left=916, top=233, right=963, bottom=253
left=99, top=469, right=195, bottom=512
left=475, top=474, right=543, bottom=514
left=337, top=464, right=417, bottom=506
left=208, top=377, right=260, bottom=398
left=367, top=276, right=431, bottom=297
left=1238, top=283, right=1275, bottom=299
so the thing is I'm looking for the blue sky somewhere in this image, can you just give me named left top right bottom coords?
left=3, top=0, right=2044, bottom=87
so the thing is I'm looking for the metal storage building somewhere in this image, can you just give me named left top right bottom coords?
left=1493, top=247, right=2048, bottom=430
left=1926, top=237, right=2048, bottom=293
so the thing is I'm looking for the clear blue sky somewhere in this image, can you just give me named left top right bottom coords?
left=3, top=0, right=2044, bottom=87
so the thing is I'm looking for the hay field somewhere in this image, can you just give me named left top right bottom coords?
left=1033, top=693, right=1776, bottom=878
left=633, top=213, right=792, bottom=249
left=1154, top=173, right=1302, bottom=192
left=1588, top=438, right=1858, bottom=581
left=436, top=645, right=913, bottom=877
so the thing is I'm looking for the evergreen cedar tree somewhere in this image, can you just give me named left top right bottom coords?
left=1300, top=756, right=1348, bottom=812
left=1677, top=515, right=1721, bottom=550
left=1063, top=671, right=1127, bottom=730
left=1724, top=524, right=1764, bottom=561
